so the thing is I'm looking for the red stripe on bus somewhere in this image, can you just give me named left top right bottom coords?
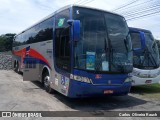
left=29, top=48, right=51, bottom=68
left=13, top=48, right=51, bottom=68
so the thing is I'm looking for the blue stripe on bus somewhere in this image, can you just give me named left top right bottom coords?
left=23, top=57, right=51, bottom=68
left=73, top=69, right=128, bottom=85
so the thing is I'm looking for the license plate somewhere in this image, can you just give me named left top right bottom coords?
left=145, top=80, right=152, bottom=84
left=104, top=90, right=113, bottom=94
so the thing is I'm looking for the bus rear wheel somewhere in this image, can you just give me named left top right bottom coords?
left=15, top=62, right=20, bottom=73
left=43, top=72, right=53, bottom=93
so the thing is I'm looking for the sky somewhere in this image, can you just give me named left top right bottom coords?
left=0, top=0, right=159, bottom=39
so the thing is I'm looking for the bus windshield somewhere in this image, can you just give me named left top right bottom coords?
left=73, top=7, right=133, bottom=73
left=131, top=31, right=159, bottom=69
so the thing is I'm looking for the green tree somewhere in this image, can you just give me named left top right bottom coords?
left=0, top=33, right=16, bottom=52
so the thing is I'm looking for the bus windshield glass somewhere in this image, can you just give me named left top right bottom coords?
left=73, top=7, right=133, bottom=73
left=131, top=32, right=159, bottom=69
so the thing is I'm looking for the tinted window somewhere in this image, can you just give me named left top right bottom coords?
left=73, top=7, right=109, bottom=71
left=26, top=17, right=53, bottom=44
left=13, top=35, right=23, bottom=47
left=73, top=7, right=133, bottom=73
left=55, top=9, right=70, bottom=72
left=132, top=32, right=159, bottom=69
left=130, top=32, right=141, bottom=49
left=13, top=17, right=54, bottom=47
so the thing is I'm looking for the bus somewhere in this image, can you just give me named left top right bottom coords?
left=156, top=40, right=160, bottom=84
left=129, top=27, right=160, bottom=86
left=12, top=5, right=133, bottom=98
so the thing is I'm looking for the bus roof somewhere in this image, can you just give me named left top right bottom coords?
left=129, top=27, right=152, bottom=34
left=15, top=4, right=124, bottom=37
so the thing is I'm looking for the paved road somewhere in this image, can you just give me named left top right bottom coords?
left=0, top=70, right=159, bottom=120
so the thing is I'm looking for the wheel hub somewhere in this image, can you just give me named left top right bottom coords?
left=44, top=76, right=50, bottom=87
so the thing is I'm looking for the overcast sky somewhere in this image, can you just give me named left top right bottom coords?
left=0, top=0, right=159, bottom=39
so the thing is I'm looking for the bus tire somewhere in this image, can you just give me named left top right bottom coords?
left=15, top=62, right=20, bottom=73
left=13, top=61, right=17, bottom=71
left=14, top=61, right=16, bottom=69
left=43, top=71, right=53, bottom=93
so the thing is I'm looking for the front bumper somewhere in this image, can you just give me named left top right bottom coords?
left=68, top=80, right=131, bottom=98
left=131, top=75, right=160, bottom=86
left=131, top=67, right=160, bottom=86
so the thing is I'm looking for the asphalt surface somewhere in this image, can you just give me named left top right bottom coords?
left=0, top=70, right=160, bottom=120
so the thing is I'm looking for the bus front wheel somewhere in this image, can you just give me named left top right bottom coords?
left=43, top=71, right=53, bottom=93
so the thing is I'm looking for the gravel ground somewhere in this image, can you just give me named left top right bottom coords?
left=0, top=53, right=12, bottom=70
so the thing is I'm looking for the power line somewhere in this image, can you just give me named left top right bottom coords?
left=126, top=9, right=160, bottom=20
left=120, top=0, right=154, bottom=10
left=123, top=4, right=160, bottom=18
left=79, top=0, right=95, bottom=5
left=112, top=0, right=160, bottom=21
left=77, top=0, right=95, bottom=5
left=112, top=0, right=141, bottom=12
left=119, top=0, right=159, bottom=15
left=115, top=0, right=157, bottom=12
left=127, top=10, right=160, bottom=21
left=74, top=0, right=85, bottom=4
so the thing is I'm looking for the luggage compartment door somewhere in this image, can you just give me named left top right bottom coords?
left=23, top=57, right=40, bottom=81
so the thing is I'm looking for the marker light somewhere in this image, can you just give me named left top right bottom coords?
left=124, top=77, right=132, bottom=83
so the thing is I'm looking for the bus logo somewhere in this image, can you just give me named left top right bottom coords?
left=108, top=80, right=111, bottom=84
left=76, top=10, right=79, bottom=14
left=95, top=74, right=101, bottom=79
left=58, top=18, right=65, bottom=27
left=25, top=46, right=30, bottom=56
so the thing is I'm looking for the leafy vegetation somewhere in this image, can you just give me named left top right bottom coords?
left=0, top=33, right=16, bottom=52
left=131, top=84, right=160, bottom=100
left=131, top=84, right=160, bottom=94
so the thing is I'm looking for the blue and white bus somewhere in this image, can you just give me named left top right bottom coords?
left=129, top=27, right=160, bottom=86
left=12, top=5, right=133, bottom=98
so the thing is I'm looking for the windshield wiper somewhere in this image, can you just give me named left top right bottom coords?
left=124, top=39, right=128, bottom=52
left=93, top=38, right=108, bottom=74
left=109, top=44, right=126, bottom=73
left=104, top=38, right=107, bottom=53
left=152, top=42, right=158, bottom=55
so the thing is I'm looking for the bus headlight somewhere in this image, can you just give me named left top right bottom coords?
left=149, top=73, right=159, bottom=78
left=124, top=77, right=132, bottom=83
left=81, top=77, right=91, bottom=83
left=139, top=74, right=148, bottom=78
left=73, top=75, right=91, bottom=83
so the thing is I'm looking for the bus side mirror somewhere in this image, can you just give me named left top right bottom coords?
left=67, top=20, right=80, bottom=42
left=133, top=32, right=146, bottom=51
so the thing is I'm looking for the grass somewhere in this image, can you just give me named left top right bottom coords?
left=130, top=83, right=160, bottom=100
left=131, top=83, right=160, bottom=93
